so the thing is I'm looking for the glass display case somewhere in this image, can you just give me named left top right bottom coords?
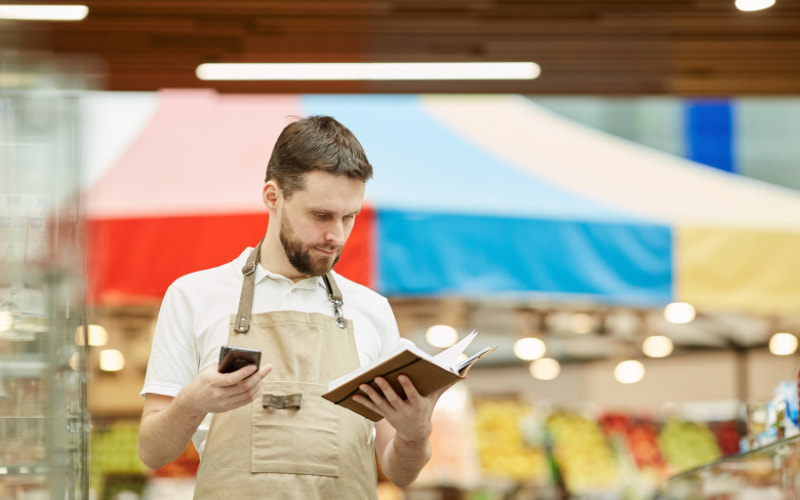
left=1, top=51, right=96, bottom=499
left=664, top=435, right=800, bottom=500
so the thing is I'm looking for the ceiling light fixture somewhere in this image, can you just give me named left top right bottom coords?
left=99, top=349, right=125, bottom=372
left=642, top=335, right=674, bottom=358
left=663, top=302, right=696, bottom=324
left=0, top=4, right=88, bottom=21
left=614, top=359, right=645, bottom=384
left=735, top=0, right=776, bottom=11
left=529, top=358, right=561, bottom=380
left=196, top=62, right=541, bottom=81
left=425, top=324, right=458, bottom=348
left=513, top=337, right=546, bottom=361
left=769, top=332, right=798, bottom=356
left=74, top=324, right=108, bottom=347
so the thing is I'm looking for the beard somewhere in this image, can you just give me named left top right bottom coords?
left=279, top=210, right=342, bottom=277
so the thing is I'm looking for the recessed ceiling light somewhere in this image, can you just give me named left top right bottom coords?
left=735, top=0, right=776, bottom=12
left=663, top=302, right=696, bottom=324
left=0, top=5, right=88, bottom=21
left=196, top=62, right=541, bottom=81
left=769, top=332, right=798, bottom=355
left=425, top=324, right=458, bottom=348
left=614, top=359, right=645, bottom=384
left=529, top=358, right=561, bottom=380
left=642, top=335, right=674, bottom=358
left=513, top=337, right=546, bottom=360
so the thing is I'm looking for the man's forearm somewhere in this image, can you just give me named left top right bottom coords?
left=379, top=434, right=432, bottom=488
left=138, top=395, right=207, bottom=470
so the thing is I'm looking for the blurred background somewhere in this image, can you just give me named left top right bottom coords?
left=2, top=1, right=800, bottom=499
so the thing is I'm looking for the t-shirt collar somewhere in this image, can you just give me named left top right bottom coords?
left=236, top=247, right=325, bottom=291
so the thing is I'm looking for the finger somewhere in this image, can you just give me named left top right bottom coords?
left=352, top=392, right=384, bottom=418
left=358, top=382, right=378, bottom=400
left=246, top=364, right=272, bottom=384
left=229, top=364, right=259, bottom=384
left=259, top=363, right=272, bottom=378
left=395, top=375, right=420, bottom=400
left=374, top=377, right=404, bottom=405
left=358, top=382, right=391, bottom=408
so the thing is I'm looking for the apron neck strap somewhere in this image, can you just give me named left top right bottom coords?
left=322, top=273, right=347, bottom=329
left=234, top=239, right=347, bottom=333
left=234, top=238, right=263, bottom=333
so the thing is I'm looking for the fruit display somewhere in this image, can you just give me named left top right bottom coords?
left=545, top=410, right=619, bottom=494
left=709, top=420, right=742, bottom=457
left=473, top=399, right=550, bottom=483
left=658, top=419, right=722, bottom=473
left=89, top=420, right=147, bottom=494
left=599, top=412, right=666, bottom=474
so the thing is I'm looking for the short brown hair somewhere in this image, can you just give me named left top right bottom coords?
left=265, top=115, right=373, bottom=198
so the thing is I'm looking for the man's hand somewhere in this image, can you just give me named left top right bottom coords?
left=178, top=362, right=272, bottom=416
left=138, top=362, right=271, bottom=470
left=355, top=375, right=459, bottom=487
left=354, top=375, right=452, bottom=443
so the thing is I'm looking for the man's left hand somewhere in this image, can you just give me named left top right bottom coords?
left=353, top=375, right=456, bottom=442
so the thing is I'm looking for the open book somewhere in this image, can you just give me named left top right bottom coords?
left=322, top=330, right=497, bottom=421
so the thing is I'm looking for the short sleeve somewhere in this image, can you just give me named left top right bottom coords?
left=140, top=283, right=200, bottom=397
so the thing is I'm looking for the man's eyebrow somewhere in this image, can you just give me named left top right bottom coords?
left=310, top=207, right=362, bottom=216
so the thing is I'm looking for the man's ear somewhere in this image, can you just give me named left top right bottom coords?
left=262, top=181, right=280, bottom=209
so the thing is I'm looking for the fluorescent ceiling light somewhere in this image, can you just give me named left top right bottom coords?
left=735, top=0, right=775, bottom=11
left=196, top=62, right=540, bottom=81
left=0, top=4, right=88, bottom=20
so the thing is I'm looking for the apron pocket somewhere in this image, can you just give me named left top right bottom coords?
left=251, top=381, right=340, bottom=476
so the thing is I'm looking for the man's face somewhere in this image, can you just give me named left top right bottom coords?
left=278, top=170, right=365, bottom=278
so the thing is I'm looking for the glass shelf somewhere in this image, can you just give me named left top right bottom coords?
left=665, top=434, right=800, bottom=499
left=1, top=51, right=92, bottom=500
left=0, top=464, right=49, bottom=477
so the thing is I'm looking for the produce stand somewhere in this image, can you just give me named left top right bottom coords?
left=665, top=434, right=800, bottom=499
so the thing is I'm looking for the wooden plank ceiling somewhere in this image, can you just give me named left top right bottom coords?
left=3, top=0, right=800, bottom=95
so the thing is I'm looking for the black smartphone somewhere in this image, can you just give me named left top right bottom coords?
left=218, top=345, right=262, bottom=374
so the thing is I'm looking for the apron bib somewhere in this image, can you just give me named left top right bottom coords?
left=193, top=242, right=378, bottom=499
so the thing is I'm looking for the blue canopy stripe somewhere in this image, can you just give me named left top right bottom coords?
left=301, top=95, right=674, bottom=303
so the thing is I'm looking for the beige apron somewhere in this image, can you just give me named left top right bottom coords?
left=193, top=243, right=378, bottom=499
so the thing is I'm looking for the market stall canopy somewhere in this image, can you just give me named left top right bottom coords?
left=82, top=91, right=800, bottom=314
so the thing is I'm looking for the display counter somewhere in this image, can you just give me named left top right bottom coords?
left=665, top=434, right=800, bottom=500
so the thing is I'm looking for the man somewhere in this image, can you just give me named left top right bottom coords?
left=138, top=115, right=452, bottom=499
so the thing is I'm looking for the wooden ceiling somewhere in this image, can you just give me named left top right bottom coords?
left=3, top=0, right=800, bottom=95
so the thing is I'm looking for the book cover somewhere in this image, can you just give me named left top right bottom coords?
left=322, top=331, right=496, bottom=421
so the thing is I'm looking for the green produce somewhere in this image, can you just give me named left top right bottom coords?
left=658, top=419, right=721, bottom=472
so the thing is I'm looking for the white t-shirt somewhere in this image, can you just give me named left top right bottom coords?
left=140, top=247, right=401, bottom=454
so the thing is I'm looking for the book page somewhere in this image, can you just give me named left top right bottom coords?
left=327, top=338, right=436, bottom=390
left=432, top=330, right=478, bottom=369
left=456, top=346, right=496, bottom=373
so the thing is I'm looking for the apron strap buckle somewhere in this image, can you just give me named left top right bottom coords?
left=263, top=393, right=302, bottom=410
left=241, top=261, right=257, bottom=276
left=234, top=314, right=250, bottom=333
left=323, top=273, right=347, bottom=329
left=328, top=296, right=347, bottom=329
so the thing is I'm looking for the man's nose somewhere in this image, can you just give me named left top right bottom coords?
left=326, top=221, right=345, bottom=244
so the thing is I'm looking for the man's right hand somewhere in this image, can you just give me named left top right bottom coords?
left=179, top=362, right=272, bottom=415
left=138, top=363, right=271, bottom=469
